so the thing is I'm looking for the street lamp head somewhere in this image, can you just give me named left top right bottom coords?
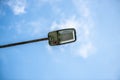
left=48, top=28, right=76, bottom=46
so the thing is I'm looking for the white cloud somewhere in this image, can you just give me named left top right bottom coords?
left=50, top=16, right=79, bottom=30
left=72, top=0, right=91, bottom=18
left=79, top=42, right=95, bottom=58
left=9, top=20, right=43, bottom=37
left=28, top=21, right=42, bottom=36
left=0, top=10, right=5, bottom=16
left=7, top=0, right=26, bottom=15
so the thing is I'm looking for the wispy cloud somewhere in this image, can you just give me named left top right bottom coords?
left=78, top=42, right=95, bottom=58
left=50, top=16, right=79, bottom=30
left=0, top=10, right=5, bottom=16
left=7, top=0, right=27, bottom=15
left=8, top=19, right=44, bottom=38
left=19, top=21, right=42, bottom=36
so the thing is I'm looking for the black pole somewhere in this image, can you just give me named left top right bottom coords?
left=0, top=38, right=48, bottom=48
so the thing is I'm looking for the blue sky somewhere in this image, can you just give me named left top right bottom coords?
left=0, top=0, right=120, bottom=80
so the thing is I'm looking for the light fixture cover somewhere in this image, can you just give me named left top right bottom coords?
left=48, top=28, right=76, bottom=46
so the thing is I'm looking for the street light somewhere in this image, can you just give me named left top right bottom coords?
left=48, top=28, right=76, bottom=46
left=0, top=28, right=76, bottom=48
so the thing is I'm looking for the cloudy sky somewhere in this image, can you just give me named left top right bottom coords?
left=0, top=0, right=120, bottom=80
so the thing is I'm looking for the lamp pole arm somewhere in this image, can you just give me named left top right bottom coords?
left=0, top=38, right=48, bottom=48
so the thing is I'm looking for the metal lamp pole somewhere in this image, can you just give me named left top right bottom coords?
left=0, top=38, right=48, bottom=48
